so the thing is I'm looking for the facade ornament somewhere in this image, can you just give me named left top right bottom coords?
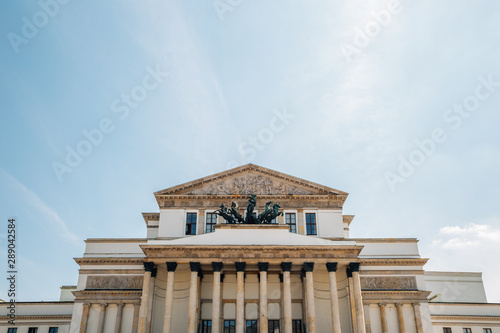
left=281, top=262, right=292, bottom=272
left=215, top=194, right=284, bottom=224
left=212, top=262, right=223, bottom=272
left=326, top=262, right=338, bottom=272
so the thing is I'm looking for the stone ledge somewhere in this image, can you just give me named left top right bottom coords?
left=215, top=224, right=289, bottom=230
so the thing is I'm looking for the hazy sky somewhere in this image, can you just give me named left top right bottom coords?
left=1, top=1, right=500, bottom=303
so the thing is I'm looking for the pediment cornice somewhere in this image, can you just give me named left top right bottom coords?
left=154, top=164, right=347, bottom=197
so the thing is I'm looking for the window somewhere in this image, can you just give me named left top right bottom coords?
left=186, top=213, right=197, bottom=235
left=286, top=213, right=297, bottom=233
left=463, top=329, right=472, bottom=333
left=305, top=213, right=317, bottom=235
left=49, top=329, right=59, bottom=333
left=246, top=320, right=258, bottom=333
left=443, top=328, right=452, bottom=333
left=201, top=320, right=212, bottom=333
left=224, top=320, right=235, bottom=333
left=7, top=329, right=17, bottom=333
left=28, top=329, right=38, bottom=333
left=484, top=329, right=492, bottom=333
left=268, top=320, right=280, bottom=332
left=206, top=213, right=217, bottom=233
left=292, top=320, right=303, bottom=333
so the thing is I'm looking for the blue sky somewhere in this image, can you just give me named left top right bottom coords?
left=1, top=1, right=500, bottom=302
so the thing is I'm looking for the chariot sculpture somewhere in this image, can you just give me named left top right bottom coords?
left=214, top=194, right=283, bottom=224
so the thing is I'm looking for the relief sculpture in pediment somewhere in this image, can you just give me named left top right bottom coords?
left=189, top=175, right=312, bottom=195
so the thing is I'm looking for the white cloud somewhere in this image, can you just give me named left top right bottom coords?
left=427, top=220, right=500, bottom=302
left=438, top=223, right=500, bottom=248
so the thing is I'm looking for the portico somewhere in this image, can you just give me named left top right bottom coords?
left=137, top=224, right=364, bottom=332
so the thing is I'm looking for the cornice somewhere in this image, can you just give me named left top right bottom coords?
left=431, top=315, right=500, bottom=321
left=351, top=238, right=419, bottom=243
left=0, top=315, right=72, bottom=321
left=0, top=301, right=74, bottom=306
left=73, top=290, right=142, bottom=302
left=360, top=258, right=429, bottom=266
left=75, top=258, right=144, bottom=266
left=141, top=244, right=363, bottom=261
left=142, top=212, right=159, bottom=225
left=84, top=238, right=147, bottom=243
left=343, top=215, right=355, bottom=225
left=156, top=194, right=347, bottom=200
left=362, top=290, right=431, bottom=302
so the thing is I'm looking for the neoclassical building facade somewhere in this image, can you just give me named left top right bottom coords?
left=1, top=164, right=499, bottom=333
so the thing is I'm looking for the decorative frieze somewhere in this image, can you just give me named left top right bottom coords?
left=141, top=246, right=362, bottom=260
left=86, top=276, right=143, bottom=290
left=188, top=175, right=314, bottom=195
left=361, top=276, right=417, bottom=290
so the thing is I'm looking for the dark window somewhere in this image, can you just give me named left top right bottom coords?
left=201, top=320, right=212, bottom=333
left=224, top=320, right=235, bottom=333
left=286, top=213, right=297, bottom=233
left=463, top=329, right=472, bottom=333
left=484, top=329, right=492, bottom=333
left=246, top=320, right=258, bottom=333
left=186, top=213, right=197, bottom=235
left=48, top=329, right=58, bottom=333
left=206, top=213, right=217, bottom=233
left=269, top=320, right=280, bottom=332
left=443, top=328, right=452, bottom=333
left=292, top=320, right=303, bottom=333
left=28, top=329, right=38, bottom=333
left=306, top=213, right=317, bottom=235
left=7, top=329, right=17, bottom=333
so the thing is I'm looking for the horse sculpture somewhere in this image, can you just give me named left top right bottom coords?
left=215, top=195, right=283, bottom=225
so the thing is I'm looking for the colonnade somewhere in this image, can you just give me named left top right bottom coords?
left=135, top=261, right=365, bottom=333
left=375, top=302, right=424, bottom=333
left=79, top=302, right=140, bottom=333
left=78, top=261, right=428, bottom=333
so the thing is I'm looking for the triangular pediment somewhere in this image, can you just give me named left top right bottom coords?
left=154, top=164, right=347, bottom=196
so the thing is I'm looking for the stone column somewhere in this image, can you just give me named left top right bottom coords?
left=188, top=262, right=201, bottom=333
left=281, top=262, right=292, bottom=333
left=212, top=262, right=223, bottom=333
left=115, top=303, right=124, bottom=333
left=132, top=303, right=141, bottom=333
left=79, top=303, right=91, bottom=333
left=163, top=262, right=177, bottom=333
left=326, top=263, right=341, bottom=333
left=97, top=303, right=108, bottom=333
left=139, top=262, right=155, bottom=333
left=396, top=303, right=405, bottom=333
left=301, top=270, right=308, bottom=331
left=349, top=263, right=366, bottom=333
left=146, top=267, right=157, bottom=333
left=365, top=303, right=372, bottom=333
left=347, top=268, right=358, bottom=333
left=379, top=303, right=388, bottom=333
left=258, top=262, right=269, bottom=333
left=235, top=262, right=246, bottom=333
left=303, top=262, right=316, bottom=333
left=412, top=303, right=424, bottom=333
